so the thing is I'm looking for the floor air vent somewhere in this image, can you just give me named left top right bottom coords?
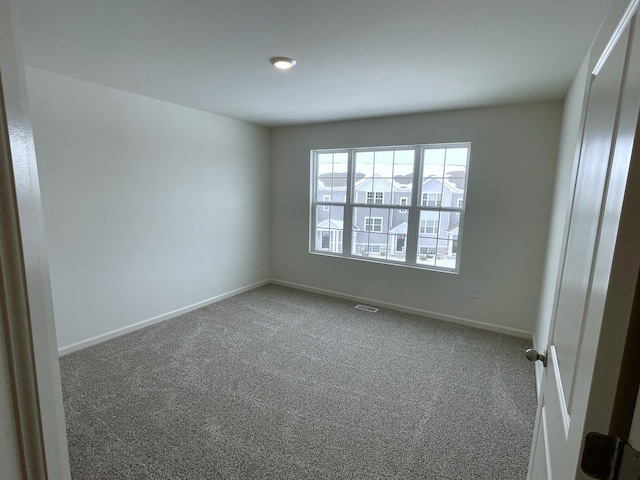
left=355, top=304, right=379, bottom=313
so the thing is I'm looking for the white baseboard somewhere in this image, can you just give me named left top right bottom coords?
left=270, top=279, right=533, bottom=339
left=59, top=278, right=532, bottom=356
left=57, top=279, right=270, bottom=356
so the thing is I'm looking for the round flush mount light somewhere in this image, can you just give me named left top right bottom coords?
left=270, top=56, right=297, bottom=70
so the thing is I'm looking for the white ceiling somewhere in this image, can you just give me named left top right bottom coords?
left=17, top=0, right=611, bottom=127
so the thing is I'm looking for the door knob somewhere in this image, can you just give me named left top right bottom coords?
left=525, top=348, right=548, bottom=367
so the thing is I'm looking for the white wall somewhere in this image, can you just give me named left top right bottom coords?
left=270, top=102, right=563, bottom=336
left=25, top=68, right=271, bottom=352
left=533, top=57, right=591, bottom=358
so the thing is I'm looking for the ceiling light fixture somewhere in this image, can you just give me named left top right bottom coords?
left=270, top=56, right=296, bottom=70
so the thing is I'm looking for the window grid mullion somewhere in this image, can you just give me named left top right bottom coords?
left=342, top=149, right=355, bottom=256
left=310, top=151, right=318, bottom=252
left=405, top=147, right=422, bottom=264
left=311, top=143, right=468, bottom=272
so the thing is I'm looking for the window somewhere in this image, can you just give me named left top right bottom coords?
left=422, top=192, right=442, bottom=207
left=322, top=195, right=331, bottom=211
left=317, top=229, right=343, bottom=252
left=366, top=191, right=384, bottom=204
left=419, top=219, right=439, bottom=234
left=364, top=216, right=383, bottom=232
left=310, top=143, right=470, bottom=272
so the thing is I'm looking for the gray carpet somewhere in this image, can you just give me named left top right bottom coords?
left=60, top=284, right=537, bottom=479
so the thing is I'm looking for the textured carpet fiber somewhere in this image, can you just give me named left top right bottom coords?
left=60, top=285, right=537, bottom=479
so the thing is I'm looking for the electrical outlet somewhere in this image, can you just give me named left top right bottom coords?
left=468, top=287, right=477, bottom=299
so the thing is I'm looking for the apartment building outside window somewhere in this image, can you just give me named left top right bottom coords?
left=311, top=143, right=470, bottom=272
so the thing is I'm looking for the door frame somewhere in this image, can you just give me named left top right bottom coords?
left=0, top=66, right=48, bottom=480
left=0, top=0, right=71, bottom=478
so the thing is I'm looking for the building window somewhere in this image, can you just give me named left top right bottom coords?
left=366, top=191, right=384, bottom=204
left=419, top=219, right=439, bottom=234
left=364, top=217, right=383, bottom=232
left=317, top=229, right=343, bottom=252
left=310, top=143, right=470, bottom=272
left=422, top=192, right=442, bottom=207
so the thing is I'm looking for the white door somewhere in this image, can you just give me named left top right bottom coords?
left=528, top=2, right=640, bottom=479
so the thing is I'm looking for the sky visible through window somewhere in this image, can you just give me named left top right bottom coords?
left=313, top=144, right=469, bottom=272
left=316, top=148, right=468, bottom=178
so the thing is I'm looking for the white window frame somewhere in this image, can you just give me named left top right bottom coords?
left=310, top=143, right=470, bottom=272
left=364, top=216, right=383, bottom=232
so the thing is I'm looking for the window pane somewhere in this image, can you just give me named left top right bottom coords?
left=421, top=177, right=444, bottom=206
left=352, top=207, right=406, bottom=262
left=316, top=152, right=349, bottom=202
left=423, top=148, right=446, bottom=179
left=415, top=208, right=458, bottom=270
left=442, top=210, right=461, bottom=235
left=317, top=185, right=345, bottom=203
left=419, top=210, right=441, bottom=234
left=362, top=187, right=388, bottom=205
left=391, top=150, right=415, bottom=176
left=420, top=191, right=443, bottom=207
left=315, top=205, right=344, bottom=253
left=435, top=239, right=456, bottom=269
left=356, top=182, right=391, bottom=205
left=423, top=146, right=469, bottom=208
left=390, top=231, right=407, bottom=262
left=333, top=152, right=348, bottom=175
left=441, top=189, right=464, bottom=208
left=390, top=150, right=415, bottom=207
left=359, top=166, right=391, bottom=206
left=445, top=147, right=468, bottom=173
left=417, top=236, right=438, bottom=266
left=317, top=153, right=334, bottom=176
left=444, top=147, right=468, bottom=206
left=393, top=184, right=412, bottom=207
left=355, top=151, right=374, bottom=178
left=355, top=149, right=415, bottom=207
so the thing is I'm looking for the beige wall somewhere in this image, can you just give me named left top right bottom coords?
left=270, top=102, right=563, bottom=336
